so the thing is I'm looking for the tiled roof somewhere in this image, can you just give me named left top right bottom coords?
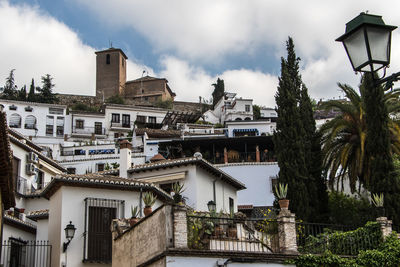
left=238, top=205, right=254, bottom=210
left=4, top=213, right=36, bottom=233
left=127, top=75, right=166, bottom=83
left=27, top=209, right=49, bottom=220
left=135, top=128, right=181, bottom=138
left=39, top=174, right=173, bottom=200
left=150, top=153, right=166, bottom=162
left=0, top=111, right=15, bottom=209
left=128, top=157, right=246, bottom=190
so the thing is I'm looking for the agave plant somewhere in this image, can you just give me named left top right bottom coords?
left=275, top=183, right=288, bottom=200
left=143, top=192, right=157, bottom=207
left=131, top=205, right=139, bottom=218
left=172, top=182, right=185, bottom=203
left=371, top=193, right=384, bottom=207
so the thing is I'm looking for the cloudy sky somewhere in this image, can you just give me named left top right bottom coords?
left=2, top=0, right=400, bottom=107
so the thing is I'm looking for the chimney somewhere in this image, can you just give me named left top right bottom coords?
left=119, top=140, right=132, bottom=178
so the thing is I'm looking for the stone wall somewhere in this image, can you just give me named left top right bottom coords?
left=172, top=101, right=210, bottom=113
left=112, top=205, right=173, bottom=267
left=57, top=94, right=102, bottom=107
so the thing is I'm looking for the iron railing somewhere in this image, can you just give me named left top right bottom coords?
left=296, top=222, right=380, bottom=255
left=1, top=239, right=51, bottom=267
left=72, top=126, right=106, bottom=135
left=187, top=215, right=278, bottom=253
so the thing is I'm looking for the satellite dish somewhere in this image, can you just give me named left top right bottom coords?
left=194, top=152, right=202, bottom=159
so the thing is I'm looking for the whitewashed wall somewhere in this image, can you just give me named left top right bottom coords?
left=2, top=223, right=36, bottom=243
left=166, top=257, right=294, bottom=267
left=218, top=163, right=279, bottom=207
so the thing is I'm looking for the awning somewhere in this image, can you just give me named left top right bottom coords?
left=136, top=172, right=186, bottom=184
left=232, top=128, right=259, bottom=133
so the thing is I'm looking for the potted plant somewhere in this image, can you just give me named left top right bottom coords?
left=227, top=211, right=237, bottom=238
left=275, top=183, right=289, bottom=209
left=143, top=192, right=157, bottom=216
left=212, top=210, right=224, bottom=237
left=371, top=193, right=385, bottom=217
left=172, top=182, right=185, bottom=204
left=129, top=205, right=140, bottom=226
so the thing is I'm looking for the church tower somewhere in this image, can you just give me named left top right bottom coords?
left=95, top=48, right=127, bottom=100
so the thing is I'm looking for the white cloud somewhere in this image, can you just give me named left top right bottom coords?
left=0, top=2, right=96, bottom=95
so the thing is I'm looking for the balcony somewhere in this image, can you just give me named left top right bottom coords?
left=1, top=239, right=51, bottom=267
left=72, top=126, right=106, bottom=137
left=110, top=121, right=133, bottom=130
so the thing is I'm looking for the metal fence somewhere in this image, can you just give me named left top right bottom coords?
left=1, top=240, right=51, bottom=267
left=296, top=222, right=380, bottom=255
left=187, top=215, right=279, bottom=253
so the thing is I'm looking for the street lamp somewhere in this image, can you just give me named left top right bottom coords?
left=336, top=12, right=400, bottom=88
left=207, top=200, right=216, bottom=212
left=63, top=221, right=76, bottom=252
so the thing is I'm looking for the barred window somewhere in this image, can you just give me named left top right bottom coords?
left=83, top=198, right=124, bottom=263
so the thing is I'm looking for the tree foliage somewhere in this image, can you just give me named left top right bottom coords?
left=36, top=74, right=58, bottom=104
left=253, top=104, right=261, bottom=120
left=274, top=37, right=326, bottom=221
left=1, top=69, right=18, bottom=100
left=106, top=94, right=125, bottom=105
left=211, top=78, right=225, bottom=108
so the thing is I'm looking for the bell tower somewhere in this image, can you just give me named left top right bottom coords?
left=95, top=48, right=127, bottom=100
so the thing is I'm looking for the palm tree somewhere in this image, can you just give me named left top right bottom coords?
left=320, top=79, right=400, bottom=192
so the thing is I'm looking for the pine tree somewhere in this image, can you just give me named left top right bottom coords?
left=300, top=84, right=329, bottom=221
left=27, top=78, right=36, bottom=102
left=274, top=37, right=311, bottom=221
left=1, top=69, right=18, bottom=100
left=37, top=74, right=58, bottom=104
left=212, top=78, right=225, bottom=108
left=363, top=72, right=400, bottom=225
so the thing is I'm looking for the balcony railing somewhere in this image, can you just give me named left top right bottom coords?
left=187, top=215, right=278, bottom=253
left=1, top=240, right=52, bottom=267
left=110, top=121, right=132, bottom=129
left=72, top=126, right=106, bottom=135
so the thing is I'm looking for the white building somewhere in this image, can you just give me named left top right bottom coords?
left=225, top=120, right=276, bottom=137
left=0, top=99, right=69, bottom=146
left=260, top=107, right=277, bottom=120
left=204, top=93, right=254, bottom=125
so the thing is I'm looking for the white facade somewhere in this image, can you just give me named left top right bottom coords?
left=225, top=120, right=276, bottom=137
left=165, top=256, right=292, bottom=267
left=0, top=99, right=69, bottom=145
left=260, top=108, right=277, bottom=119
left=207, top=93, right=254, bottom=125
left=70, top=112, right=106, bottom=140
left=218, top=163, right=279, bottom=207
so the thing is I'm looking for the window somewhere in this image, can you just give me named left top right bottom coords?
left=76, top=120, right=84, bottom=129
left=148, top=116, right=156, bottom=124
left=122, top=114, right=130, bottom=128
left=97, top=163, right=105, bottom=172
left=114, top=133, right=119, bottom=139
left=9, top=113, right=21, bottom=128
left=245, top=105, right=251, bottom=112
left=95, top=122, right=103, bottom=135
left=25, top=115, right=37, bottom=129
left=270, top=176, right=278, bottom=193
left=83, top=198, right=124, bottom=263
left=9, top=105, right=17, bottom=110
left=229, top=197, right=234, bottom=215
left=136, top=115, right=146, bottom=123
left=46, top=116, right=54, bottom=136
left=106, top=54, right=110, bottom=65
left=8, top=238, right=27, bottom=266
left=67, top=168, right=76, bottom=174
left=111, top=113, right=120, bottom=123
left=49, top=107, right=63, bottom=115
left=56, top=117, right=64, bottom=137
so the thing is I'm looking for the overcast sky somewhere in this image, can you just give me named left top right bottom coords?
left=2, top=0, right=400, bottom=107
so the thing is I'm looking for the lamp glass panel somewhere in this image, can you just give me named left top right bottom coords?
left=343, top=27, right=369, bottom=70
left=66, top=227, right=75, bottom=239
left=366, top=26, right=391, bottom=64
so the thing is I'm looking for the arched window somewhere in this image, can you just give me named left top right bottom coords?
left=9, top=113, right=21, bottom=128
left=25, top=115, right=37, bottom=129
left=244, top=117, right=252, bottom=121
left=235, top=118, right=242, bottom=121
left=106, top=54, right=110, bottom=65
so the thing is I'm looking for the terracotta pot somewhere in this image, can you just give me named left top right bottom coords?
left=214, top=226, right=224, bottom=237
left=278, top=199, right=289, bottom=210
left=228, top=227, right=237, bottom=238
left=144, top=206, right=153, bottom=216
left=129, top=217, right=139, bottom=226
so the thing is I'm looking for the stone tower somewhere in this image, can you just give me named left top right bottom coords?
left=95, top=48, right=127, bottom=100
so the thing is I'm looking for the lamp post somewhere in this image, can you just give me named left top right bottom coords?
left=63, top=221, right=76, bottom=252
left=207, top=200, right=216, bottom=212
left=336, top=12, right=399, bottom=88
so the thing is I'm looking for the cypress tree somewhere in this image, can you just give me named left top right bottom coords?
left=212, top=78, right=225, bottom=109
left=300, top=84, right=329, bottom=221
left=27, top=78, right=36, bottom=102
left=274, top=37, right=311, bottom=221
left=363, top=73, right=400, bottom=225
left=17, top=85, right=27, bottom=101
